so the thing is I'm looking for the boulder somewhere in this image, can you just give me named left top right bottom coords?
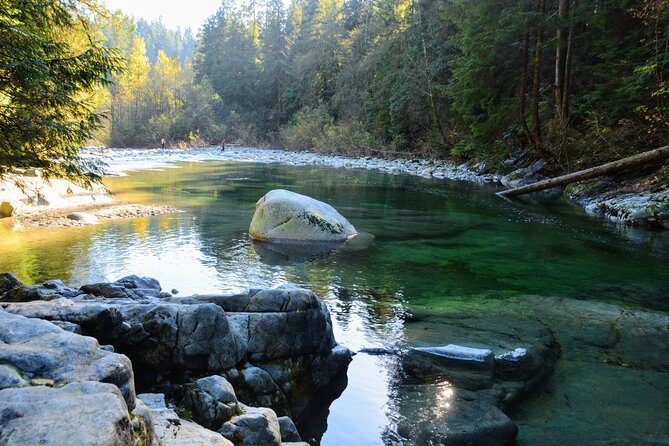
left=248, top=189, right=357, bottom=242
left=278, top=416, right=302, bottom=442
left=0, top=309, right=135, bottom=407
left=0, top=381, right=136, bottom=446
left=0, top=201, right=15, bottom=217
left=67, top=212, right=98, bottom=224
left=180, top=375, right=242, bottom=430
left=219, top=405, right=282, bottom=446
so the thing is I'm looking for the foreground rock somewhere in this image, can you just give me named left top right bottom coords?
left=0, top=382, right=138, bottom=446
left=0, top=310, right=136, bottom=406
left=248, top=189, right=357, bottom=242
left=0, top=274, right=351, bottom=443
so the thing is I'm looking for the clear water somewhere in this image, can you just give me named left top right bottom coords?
left=1, top=160, right=668, bottom=444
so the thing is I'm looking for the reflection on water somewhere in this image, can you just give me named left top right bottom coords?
left=1, top=160, right=668, bottom=444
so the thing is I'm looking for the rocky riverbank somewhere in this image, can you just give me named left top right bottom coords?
left=0, top=274, right=350, bottom=445
left=0, top=172, right=176, bottom=229
left=500, top=158, right=669, bottom=229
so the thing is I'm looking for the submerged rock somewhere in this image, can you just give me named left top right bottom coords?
left=248, top=189, right=357, bottom=242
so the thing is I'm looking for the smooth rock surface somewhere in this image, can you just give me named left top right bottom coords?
left=248, top=189, right=357, bottom=242
left=0, top=309, right=136, bottom=407
left=0, top=381, right=135, bottom=446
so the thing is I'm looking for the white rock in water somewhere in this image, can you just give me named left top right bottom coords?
left=67, top=212, right=98, bottom=224
left=249, top=189, right=357, bottom=242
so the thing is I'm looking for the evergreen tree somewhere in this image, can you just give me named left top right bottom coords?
left=0, top=0, right=122, bottom=186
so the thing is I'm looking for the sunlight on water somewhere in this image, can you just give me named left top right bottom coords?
left=1, top=159, right=668, bottom=444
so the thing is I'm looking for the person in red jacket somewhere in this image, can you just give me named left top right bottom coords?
left=220, top=138, right=225, bottom=152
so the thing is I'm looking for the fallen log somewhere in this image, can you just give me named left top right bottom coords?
left=497, top=145, right=669, bottom=197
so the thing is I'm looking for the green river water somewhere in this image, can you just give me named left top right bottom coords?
left=1, top=160, right=667, bottom=444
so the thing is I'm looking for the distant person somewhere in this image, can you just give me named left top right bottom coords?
left=161, top=138, right=166, bottom=149
left=220, top=138, right=225, bottom=152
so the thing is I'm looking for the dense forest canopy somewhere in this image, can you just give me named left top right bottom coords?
left=104, top=0, right=668, bottom=169
left=1, top=0, right=668, bottom=185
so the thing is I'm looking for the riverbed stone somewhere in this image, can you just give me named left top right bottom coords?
left=0, top=201, right=15, bottom=217
left=219, top=405, right=282, bottom=446
left=67, top=211, right=98, bottom=224
left=0, top=381, right=135, bottom=446
left=248, top=189, right=357, bottom=242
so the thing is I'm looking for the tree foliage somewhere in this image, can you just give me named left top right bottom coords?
left=0, top=0, right=123, bottom=185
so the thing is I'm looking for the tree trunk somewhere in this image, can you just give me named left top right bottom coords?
left=531, top=0, right=546, bottom=158
left=561, top=0, right=576, bottom=119
left=497, top=145, right=669, bottom=197
left=555, top=0, right=568, bottom=120
left=519, top=21, right=533, bottom=145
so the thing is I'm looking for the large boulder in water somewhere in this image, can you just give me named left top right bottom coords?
left=249, top=189, right=357, bottom=242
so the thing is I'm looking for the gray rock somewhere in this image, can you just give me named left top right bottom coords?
left=278, top=416, right=302, bottom=442
left=220, top=406, right=281, bottom=446
left=114, top=303, right=247, bottom=379
left=0, top=309, right=135, bottom=407
left=180, top=375, right=241, bottom=430
left=0, top=364, right=27, bottom=390
left=226, top=365, right=288, bottom=414
left=80, top=274, right=170, bottom=300
left=248, top=189, right=357, bottom=242
left=0, top=275, right=82, bottom=302
left=0, top=381, right=135, bottom=446
left=49, top=319, right=82, bottom=333
left=66, top=212, right=98, bottom=224
left=139, top=393, right=234, bottom=446
left=226, top=300, right=336, bottom=362
left=1, top=299, right=248, bottom=382
left=132, top=397, right=160, bottom=445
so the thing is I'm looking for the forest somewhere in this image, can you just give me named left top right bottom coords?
left=2, top=0, right=668, bottom=175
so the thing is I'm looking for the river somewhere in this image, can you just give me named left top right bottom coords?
left=1, top=150, right=667, bottom=444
